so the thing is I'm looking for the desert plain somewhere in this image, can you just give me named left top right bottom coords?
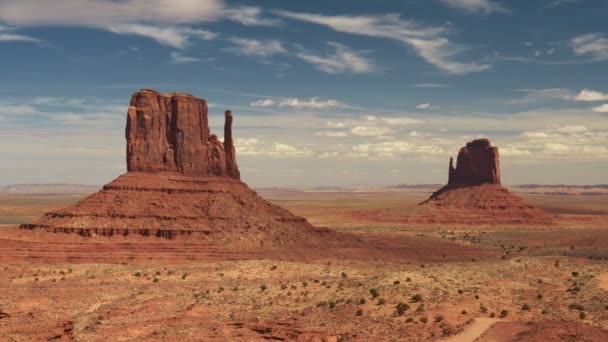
left=1, top=186, right=607, bottom=341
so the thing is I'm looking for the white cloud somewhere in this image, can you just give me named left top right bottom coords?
left=279, top=97, right=349, bottom=109
left=170, top=51, right=202, bottom=63
left=236, top=138, right=313, bottom=158
left=0, top=25, right=40, bottom=43
left=439, top=0, right=509, bottom=14
left=250, top=99, right=277, bottom=107
left=592, top=104, right=608, bottom=113
left=0, top=0, right=224, bottom=27
left=223, top=6, right=281, bottom=27
left=277, top=11, right=490, bottom=75
left=227, top=37, right=286, bottom=57
left=571, top=34, right=608, bottom=61
left=351, top=126, right=393, bottom=137
left=108, top=24, right=217, bottom=48
left=571, top=89, right=608, bottom=101
left=296, top=42, right=374, bottom=74
left=316, top=131, right=348, bottom=137
left=415, top=103, right=440, bottom=110
left=554, top=125, right=587, bottom=133
left=509, top=88, right=572, bottom=104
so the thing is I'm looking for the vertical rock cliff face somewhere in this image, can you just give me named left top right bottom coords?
left=448, top=138, right=500, bottom=186
left=126, top=89, right=239, bottom=179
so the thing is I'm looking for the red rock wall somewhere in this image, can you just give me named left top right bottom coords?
left=126, top=89, right=239, bottom=178
left=448, top=138, right=500, bottom=185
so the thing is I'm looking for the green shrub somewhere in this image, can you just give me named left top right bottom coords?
left=419, top=317, right=428, bottom=323
left=405, top=317, right=414, bottom=323
left=360, top=298, right=366, bottom=304
left=341, top=272, right=347, bottom=278
left=461, top=310, right=467, bottom=315
left=480, top=305, right=488, bottom=313
left=370, top=289, right=379, bottom=298
left=537, top=294, right=543, bottom=300
left=522, top=304, right=531, bottom=311
left=356, top=309, right=363, bottom=316
left=260, top=284, right=267, bottom=291
left=499, top=310, right=509, bottom=318
left=411, top=294, right=423, bottom=302
left=434, top=314, right=444, bottom=322
left=396, top=302, right=410, bottom=315
left=393, top=280, right=400, bottom=285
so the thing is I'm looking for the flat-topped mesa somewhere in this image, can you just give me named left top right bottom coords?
left=448, top=138, right=500, bottom=186
left=126, top=89, right=240, bottom=179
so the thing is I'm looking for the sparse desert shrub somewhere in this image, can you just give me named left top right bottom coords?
left=416, top=304, right=425, bottom=312
left=232, top=286, right=238, bottom=291
left=396, top=302, right=410, bottom=315
left=153, top=278, right=159, bottom=283
left=360, top=298, right=366, bottom=304
left=537, top=294, right=543, bottom=300
left=522, top=304, right=531, bottom=311
left=156, top=271, right=161, bottom=276
left=499, top=310, right=509, bottom=318
left=474, top=295, right=479, bottom=299
left=480, top=305, right=488, bottom=313
left=302, top=281, right=308, bottom=287
left=541, top=309, right=548, bottom=314
left=554, top=260, right=560, bottom=267
left=461, top=310, right=467, bottom=315
left=568, top=303, right=585, bottom=311
left=406, top=317, right=414, bottom=323
left=341, top=272, right=347, bottom=278
left=260, top=284, right=267, bottom=291
left=419, top=317, right=428, bottom=324
left=280, top=284, right=288, bottom=290
left=579, top=312, right=586, bottom=320
left=411, top=294, right=422, bottom=302
left=377, top=298, right=386, bottom=305
left=329, top=301, right=336, bottom=309
left=270, top=265, right=277, bottom=271
left=134, top=272, right=142, bottom=277
left=181, top=273, right=188, bottom=280
left=458, top=289, right=464, bottom=294
left=406, top=277, right=412, bottom=282
left=370, top=289, right=379, bottom=298
left=393, top=280, right=400, bottom=285
left=572, top=271, right=579, bottom=277
left=356, top=309, right=363, bottom=316
left=434, top=314, right=444, bottom=322
left=490, top=312, right=496, bottom=318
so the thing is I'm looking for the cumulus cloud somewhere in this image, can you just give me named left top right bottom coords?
left=278, top=11, right=490, bottom=74
left=279, top=97, right=349, bottom=109
left=236, top=138, right=313, bottom=158
left=571, top=89, right=608, bottom=101
left=295, top=42, right=374, bottom=74
left=439, top=0, right=509, bottom=14
left=571, top=33, right=608, bottom=61
left=227, top=37, right=286, bottom=57
left=350, top=126, right=393, bottom=137
left=592, top=104, right=608, bottom=113
left=316, top=131, right=348, bottom=137
left=250, top=99, right=277, bottom=107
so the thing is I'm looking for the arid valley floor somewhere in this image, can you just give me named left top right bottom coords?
left=1, top=186, right=608, bottom=341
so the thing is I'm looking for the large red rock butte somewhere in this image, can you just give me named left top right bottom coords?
left=20, top=89, right=344, bottom=246
left=420, top=138, right=552, bottom=224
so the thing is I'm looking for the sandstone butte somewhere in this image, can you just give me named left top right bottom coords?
left=20, top=89, right=346, bottom=247
left=420, top=138, right=553, bottom=224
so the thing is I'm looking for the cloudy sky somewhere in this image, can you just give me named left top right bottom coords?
left=1, top=0, right=607, bottom=187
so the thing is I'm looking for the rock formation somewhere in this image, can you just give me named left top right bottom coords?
left=448, top=138, right=500, bottom=186
left=126, top=89, right=239, bottom=178
left=20, top=89, right=338, bottom=245
left=420, top=138, right=552, bottom=224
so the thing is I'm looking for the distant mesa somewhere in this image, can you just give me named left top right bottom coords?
left=420, top=138, right=552, bottom=224
left=21, top=89, right=340, bottom=246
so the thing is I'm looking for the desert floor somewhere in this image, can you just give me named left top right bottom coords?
left=0, top=189, right=607, bottom=341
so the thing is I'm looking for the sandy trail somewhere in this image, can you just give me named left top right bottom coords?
left=599, top=273, right=608, bottom=291
left=440, top=318, right=501, bottom=342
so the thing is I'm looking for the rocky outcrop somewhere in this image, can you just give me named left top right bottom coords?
left=448, top=138, right=500, bottom=186
left=126, top=89, right=239, bottom=178
left=21, top=89, right=345, bottom=243
left=420, top=138, right=552, bottom=223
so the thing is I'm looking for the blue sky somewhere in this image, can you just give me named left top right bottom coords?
left=1, top=0, right=607, bottom=187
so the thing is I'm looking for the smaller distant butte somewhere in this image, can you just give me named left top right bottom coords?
left=420, top=138, right=553, bottom=224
